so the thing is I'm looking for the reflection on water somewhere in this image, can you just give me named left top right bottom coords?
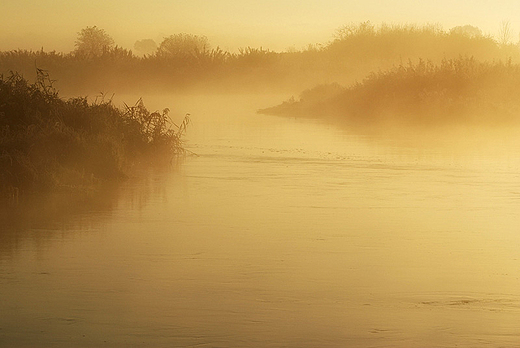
left=1, top=188, right=115, bottom=256
left=1, top=95, right=520, bottom=347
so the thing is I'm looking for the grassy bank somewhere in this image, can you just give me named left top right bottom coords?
left=0, top=70, right=187, bottom=195
left=259, top=57, right=520, bottom=128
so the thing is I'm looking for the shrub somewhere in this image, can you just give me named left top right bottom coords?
left=260, top=58, right=520, bottom=127
left=0, top=70, right=187, bottom=193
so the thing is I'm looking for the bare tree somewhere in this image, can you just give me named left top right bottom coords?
left=74, top=26, right=115, bottom=57
left=498, top=20, right=513, bottom=45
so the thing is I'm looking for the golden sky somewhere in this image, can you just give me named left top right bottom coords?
left=1, top=0, right=519, bottom=52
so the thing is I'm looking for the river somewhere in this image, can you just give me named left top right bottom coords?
left=1, top=94, right=520, bottom=347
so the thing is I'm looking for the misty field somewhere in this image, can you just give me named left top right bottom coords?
left=2, top=22, right=520, bottom=95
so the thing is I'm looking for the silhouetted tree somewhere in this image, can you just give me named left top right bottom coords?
left=450, top=25, right=483, bottom=38
left=74, top=26, right=115, bottom=57
left=134, top=39, right=157, bottom=56
left=157, top=33, right=210, bottom=58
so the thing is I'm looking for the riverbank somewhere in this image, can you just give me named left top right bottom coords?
left=0, top=70, right=187, bottom=197
left=259, top=57, right=520, bottom=129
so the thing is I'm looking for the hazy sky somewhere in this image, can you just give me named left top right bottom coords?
left=1, top=0, right=520, bottom=53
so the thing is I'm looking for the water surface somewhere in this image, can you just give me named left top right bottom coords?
left=1, top=95, right=520, bottom=347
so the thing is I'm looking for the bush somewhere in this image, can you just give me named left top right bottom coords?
left=259, top=57, right=520, bottom=127
left=0, top=70, right=187, bottom=193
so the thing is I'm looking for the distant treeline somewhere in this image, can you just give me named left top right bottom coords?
left=259, top=57, right=520, bottom=127
left=0, top=70, right=187, bottom=194
left=1, top=22, right=519, bottom=95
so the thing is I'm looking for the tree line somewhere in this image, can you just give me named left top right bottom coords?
left=2, top=22, right=520, bottom=95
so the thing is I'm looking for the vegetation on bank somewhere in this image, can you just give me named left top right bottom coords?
left=2, top=22, right=520, bottom=94
left=259, top=57, right=520, bottom=127
left=2, top=21, right=520, bottom=196
left=0, top=70, right=187, bottom=194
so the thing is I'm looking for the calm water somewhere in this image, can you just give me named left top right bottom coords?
left=1, top=95, right=520, bottom=347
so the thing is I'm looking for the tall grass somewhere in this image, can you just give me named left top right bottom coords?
left=259, top=57, right=520, bottom=127
left=0, top=70, right=187, bottom=194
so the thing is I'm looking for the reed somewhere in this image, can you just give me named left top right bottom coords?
left=259, top=57, right=520, bottom=127
left=0, top=70, right=186, bottom=195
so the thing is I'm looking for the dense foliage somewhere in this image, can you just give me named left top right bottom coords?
left=74, top=26, right=115, bottom=58
left=259, top=57, right=520, bottom=127
left=0, top=70, right=186, bottom=193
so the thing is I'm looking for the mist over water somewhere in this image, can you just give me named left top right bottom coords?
left=3, top=4, right=520, bottom=345
left=2, top=94, right=520, bottom=347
